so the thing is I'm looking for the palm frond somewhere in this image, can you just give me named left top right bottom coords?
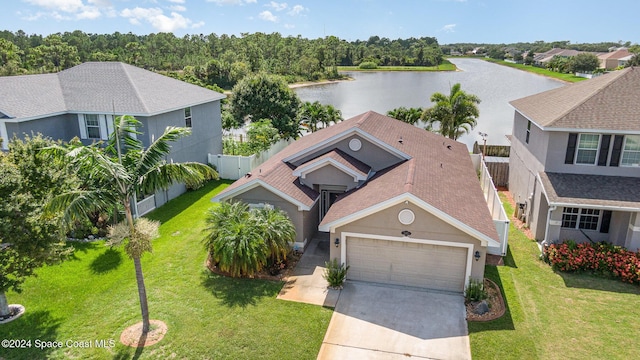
left=139, top=161, right=217, bottom=194
left=45, top=189, right=117, bottom=226
left=134, top=126, right=192, bottom=178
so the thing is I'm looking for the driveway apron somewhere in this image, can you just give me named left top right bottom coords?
left=317, top=282, right=471, bottom=360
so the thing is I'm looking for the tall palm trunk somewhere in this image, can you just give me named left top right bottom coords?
left=0, top=292, right=9, bottom=317
left=133, top=256, right=150, bottom=334
left=124, top=200, right=150, bottom=334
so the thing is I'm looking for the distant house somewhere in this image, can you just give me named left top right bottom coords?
left=508, top=67, right=640, bottom=251
left=598, top=48, right=631, bottom=70
left=0, top=62, right=225, bottom=210
left=214, top=111, right=502, bottom=293
left=533, top=48, right=591, bottom=66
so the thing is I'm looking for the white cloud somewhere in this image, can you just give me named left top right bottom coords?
left=169, top=5, right=187, bottom=11
left=287, top=4, right=305, bottom=16
left=259, top=10, right=278, bottom=22
left=23, top=0, right=111, bottom=20
left=192, top=21, right=205, bottom=29
left=208, top=0, right=257, bottom=5
left=284, top=23, right=295, bottom=29
left=167, top=0, right=185, bottom=3
left=440, top=24, right=456, bottom=33
left=266, top=1, right=287, bottom=11
left=120, top=7, right=195, bottom=32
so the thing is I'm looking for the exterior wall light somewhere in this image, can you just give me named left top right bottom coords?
left=335, top=238, right=340, bottom=247
left=401, top=230, right=411, bottom=237
left=475, top=250, right=481, bottom=261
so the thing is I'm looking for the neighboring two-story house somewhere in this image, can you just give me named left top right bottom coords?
left=0, top=62, right=225, bottom=211
left=509, top=67, right=640, bottom=251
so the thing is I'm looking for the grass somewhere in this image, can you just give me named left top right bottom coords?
left=481, top=58, right=587, bottom=83
left=337, top=60, right=456, bottom=72
left=469, top=193, right=640, bottom=360
left=0, top=180, right=333, bottom=360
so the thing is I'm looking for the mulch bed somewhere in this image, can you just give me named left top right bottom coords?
left=466, top=278, right=506, bottom=322
left=205, top=251, right=302, bottom=281
left=120, top=320, right=167, bottom=347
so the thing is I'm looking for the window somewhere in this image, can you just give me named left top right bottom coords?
left=525, top=120, right=531, bottom=144
left=184, top=107, right=192, bottom=128
left=84, top=114, right=101, bottom=139
left=561, top=207, right=600, bottom=231
left=621, top=135, right=640, bottom=166
left=575, top=133, right=600, bottom=165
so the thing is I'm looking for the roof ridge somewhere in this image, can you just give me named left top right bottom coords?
left=404, top=159, right=415, bottom=192
left=119, top=62, right=150, bottom=114
left=549, top=68, right=630, bottom=127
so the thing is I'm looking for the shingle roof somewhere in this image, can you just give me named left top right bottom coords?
left=216, top=111, right=499, bottom=242
left=509, top=67, right=640, bottom=131
left=0, top=62, right=225, bottom=120
left=297, top=148, right=371, bottom=178
left=539, top=172, right=640, bottom=210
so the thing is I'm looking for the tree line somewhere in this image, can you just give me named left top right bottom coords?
left=0, top=30, right=443, bottom=89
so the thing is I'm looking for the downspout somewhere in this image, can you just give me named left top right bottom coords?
left=542, top=205, right=558, bottom=248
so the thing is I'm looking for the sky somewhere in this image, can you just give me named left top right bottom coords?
left=2, top=0, right=639, bottom=45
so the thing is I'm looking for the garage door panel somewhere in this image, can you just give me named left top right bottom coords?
left=346, top=237, right=468, bottom=292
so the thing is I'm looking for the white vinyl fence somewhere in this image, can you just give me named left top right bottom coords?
left=473, top=154, right=510, bottom=256
left=208, top=139, right=293, bottom=180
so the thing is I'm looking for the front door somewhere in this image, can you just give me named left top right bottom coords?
left=319, top=185, right=346, bottom=221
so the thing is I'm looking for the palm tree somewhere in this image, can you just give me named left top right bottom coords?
left=387, top=107, right=424, bottom=125
left=298, top=101, right=326, bottom=133
left=324, top=105, right=343, bottom=127
left=203, top=202, right=295, bottom=277
left=45, top=115, right=217, bottom=334
left=422, top=83, right=481, bottom=140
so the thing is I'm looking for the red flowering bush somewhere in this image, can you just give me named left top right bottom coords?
left=543, top=241, right=640, bottom=284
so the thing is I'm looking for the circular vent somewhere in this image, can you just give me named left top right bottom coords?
left=349, top=138, right=362, bottom=151
left=398, top=209, right=415, bottom=225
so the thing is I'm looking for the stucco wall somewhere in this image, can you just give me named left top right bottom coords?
left=230, top=185, right=315, bottom=246
left=301, top=164, right=359, bottom=191
left=508, top=114, right=547, bottom=207
left=292, top=135, right=403, bottom=172
left=5, top=114, right=80, bottom=143
left=330, top=202, right=486, bottom=280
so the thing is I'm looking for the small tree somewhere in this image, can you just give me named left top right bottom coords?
left=245, top=119, right=280, bottom=154
left=203, top=202, right=294, bottom=277
left=387, top=107, right=424, bottom=125
left=569, top=53, right=601, bottom=73
left=46, top=115, right=217, bottom=334
left=0, top=135, right=73, bottom=318
left=422, top=83, right=481, bottom=140
left=230, top=73, right=301, bottom=139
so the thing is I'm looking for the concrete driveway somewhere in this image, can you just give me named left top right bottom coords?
left=317, top=282, right=471, bottom=360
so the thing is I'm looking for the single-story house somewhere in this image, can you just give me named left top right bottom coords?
left=213, top=111, right=500, bottom=292
left=0, top=62, right=225, bottom=211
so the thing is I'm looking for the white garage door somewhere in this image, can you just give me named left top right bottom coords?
left=346, top=236, right=469, bottom=292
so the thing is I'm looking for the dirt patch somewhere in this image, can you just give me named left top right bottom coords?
left=500, top=190, right=535, bottom=240
left=120, top=320, right=167, bottom=347
left=205, top=252, right=301, bottom=281
left=466, top=278, right=506, bottom=322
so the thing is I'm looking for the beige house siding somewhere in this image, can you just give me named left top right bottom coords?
left=329, top=202, right=486, bottom=281
left=231, top=186, right=315, bottom=246
left=292, top=135, right=403, bottom=172
left=301, top=164, right=360, bottom=191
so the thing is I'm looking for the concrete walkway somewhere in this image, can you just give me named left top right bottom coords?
left=318, top=282, right=471, bottom=360
left=277, top=234, right=340, bottom=308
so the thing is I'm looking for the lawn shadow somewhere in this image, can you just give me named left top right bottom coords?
left=200, top=271, right=283, bottom=308
left=468, top=266, right=515, bottom=333
left=0, top=310, right=62, bottom=359
left=89, top=247, right=123, bottom=274
left=146, top=179, right=234, bottom=224
left=502, top=244, right=517, bottom=268
left=64, top=241, right=101, bottom=261
left=556, top=271, right=640, bottom=295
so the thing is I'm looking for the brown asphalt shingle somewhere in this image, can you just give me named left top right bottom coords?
left=216, top=111, right=499, bottom=242
left=297, top=148, right=371, bottom=177
left=539, top=172, right=640, bottom=209
left=509, top=67, right=640, bottom=131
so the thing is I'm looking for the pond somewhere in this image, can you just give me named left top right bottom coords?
left=295, top=58, right=565, bottom=148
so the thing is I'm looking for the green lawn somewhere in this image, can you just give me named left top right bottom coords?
left=469, top=193, right=640, bottom=360
left=481, top=58, right=587, bottom=83
left=0, top=180, right=333, bottom=360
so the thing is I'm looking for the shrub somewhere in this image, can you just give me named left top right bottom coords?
left=323, top=258, right=349, bottom=288
left=465, top=278, right=487, bottom=302
left=544, top=241, right=640, bottom=284
left=358, top=61, right=378, bottom=70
